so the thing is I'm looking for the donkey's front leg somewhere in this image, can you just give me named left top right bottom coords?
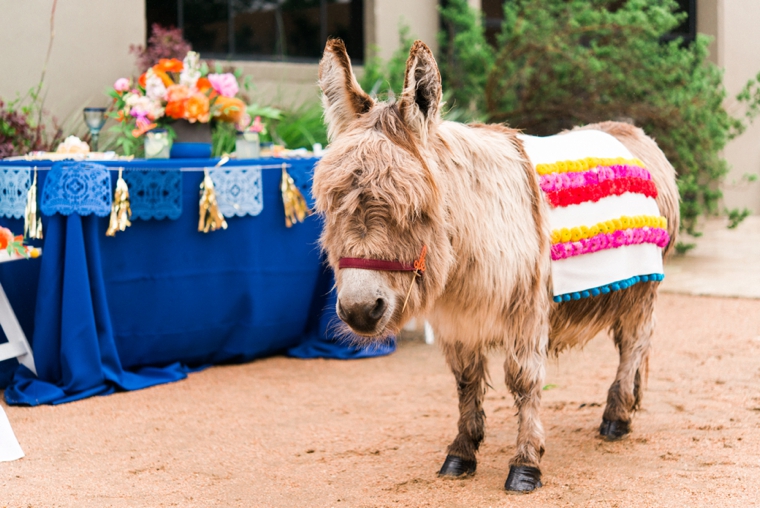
left=600, top=290, right=656, bottom=440
left=503, top=335, right=547, bottom=493
left=438, top=342, right=487, bottom=478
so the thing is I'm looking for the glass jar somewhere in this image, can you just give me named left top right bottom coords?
left=144, top=129, right=171, bottom=159
left=235, top=131, right=261, bottom=159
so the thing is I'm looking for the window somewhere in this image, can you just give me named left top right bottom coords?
left=662, top=0, right=697, bottom=44
left=146, top=0, right=365, bottom=63
left=480, top=0, right=503, bottom=47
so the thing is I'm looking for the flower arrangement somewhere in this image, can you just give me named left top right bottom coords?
left=0, top=227, right=38, bottom=259
left=108, top=51, right=249, bottom=155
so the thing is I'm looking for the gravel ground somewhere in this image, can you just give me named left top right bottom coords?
left=2, top=293, right=760, bottom=508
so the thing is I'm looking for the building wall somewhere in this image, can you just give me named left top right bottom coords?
left=367, top=0, right=439, bottom=60
left=0, top=0, right=145, bottom=130
left=0, top=0, right=442, bottom=124
left=699, top=0, right=760, bottom=214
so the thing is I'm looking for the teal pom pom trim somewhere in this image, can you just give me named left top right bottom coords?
left=554, top=273, right=664, bottom=304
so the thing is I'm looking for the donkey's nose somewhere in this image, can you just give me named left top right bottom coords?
left=337, top=298, right=387, bottom=334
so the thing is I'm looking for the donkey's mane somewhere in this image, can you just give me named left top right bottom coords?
left=366, top=102, right=438, bottom=198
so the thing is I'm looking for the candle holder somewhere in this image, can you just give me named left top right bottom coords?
left=235, top=131, right=260, bottom=159
left=83, top=107, right=107, bottom=152
left=145, top=129, right=171, bottom=159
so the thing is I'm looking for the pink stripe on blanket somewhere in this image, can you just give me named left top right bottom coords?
left=550, top=227, right=670, bottom=261
left=539, top=164, right=652, bottom=193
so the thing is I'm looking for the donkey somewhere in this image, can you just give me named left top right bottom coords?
left=313, top=39, right=679, bottom=492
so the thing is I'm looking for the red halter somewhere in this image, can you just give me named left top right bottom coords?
left=338, top=245, right=427, bottom=276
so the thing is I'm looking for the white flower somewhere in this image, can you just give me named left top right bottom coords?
left=180, top=51, right=201, bottom=90
left=56, top=135, right=90, bottom=154
left=126, top=94, right=165, bottom=121
left=144, top=68, right=167, bottom=101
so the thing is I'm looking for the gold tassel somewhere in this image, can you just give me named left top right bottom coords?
left=280, top=163, right=310, bottom=228
left=198, top=169, right=228, bottom=233
left=106, top=168, right=132, bottom=236
left=24, top=168, right=43, bottom=240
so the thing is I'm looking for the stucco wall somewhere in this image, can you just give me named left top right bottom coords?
left=699, top=0, right=760, bottom=214
left=366, top=0, right=439, bottom=60
left=231, top=60, right=320, bottom=110
left=715, top=0, right=760, bottom=213
left=0, top=0, right=145, bottom=129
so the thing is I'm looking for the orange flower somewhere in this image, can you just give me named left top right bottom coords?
left=0, top=227, right=14, bottom=250
left=166, top=84, right=191, bottom=102
left=185, top=93, right=210, bottom=123
left=132, top=118, right=157, bottom=138
left=138, top=73, right=147, bottom=89
left=165, top=100, right=186, bottom=120
left=151, top=68, right=175, bottom=87
left=196, top=77, right=212, bottom=91
left=214, top=96, right=246, bottom=123
left=154, top=58, right=184, bottom=73
left=196, top=77, right=217, bottom=98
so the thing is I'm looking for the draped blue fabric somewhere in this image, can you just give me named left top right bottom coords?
left=0, top=158, right=394, bottom=405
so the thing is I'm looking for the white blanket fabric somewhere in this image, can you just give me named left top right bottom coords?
left=518, top=130, right=664, bottom=297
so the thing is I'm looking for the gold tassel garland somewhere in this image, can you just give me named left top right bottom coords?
left=198, top=169, right=228, bottom=233
left=24, top=168, right=43, bottom=240
left=280, top=164, right=309, bottom=228
left=106, top=168, right=132, bottom=236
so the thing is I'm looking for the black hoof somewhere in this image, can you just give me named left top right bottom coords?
left=504, top=465, right=542, bottom=493
left=438, top=454, right=476, bottom=477
left=599, top=419, right=631, bottom=440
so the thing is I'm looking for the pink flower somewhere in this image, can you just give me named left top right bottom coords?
left=236, top=112, right=252, bottom=131
left=250, top=116, right=265, bottom=133
left=208, top=73, right=239, bottom=98
left=114, top=78, right=130, bottom=92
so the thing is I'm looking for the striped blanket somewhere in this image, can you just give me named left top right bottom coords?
left=518, top=130, right=668, bottom=303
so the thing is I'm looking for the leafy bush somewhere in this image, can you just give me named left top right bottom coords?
left=130, top=24, right=192, bottom=73
left=0, top=91, right=62, bottom=158
left=360, top=25, right=416, bottom=98
left=269, top=101, right=328, bottom=150
left=432, top=0, right=760, bottom=240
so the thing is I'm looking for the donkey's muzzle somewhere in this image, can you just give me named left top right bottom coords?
left=337, top=298, right=387, bottom=335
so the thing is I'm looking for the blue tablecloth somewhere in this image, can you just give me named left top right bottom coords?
left=0, top=157, right=394, bottom=405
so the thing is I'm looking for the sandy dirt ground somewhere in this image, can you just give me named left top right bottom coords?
left=2, top=292, right=760, bottom=508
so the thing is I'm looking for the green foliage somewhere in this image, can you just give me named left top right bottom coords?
left=432, top=0, right=760, bottom=237
left=737, top=71, right=760, bottom=124
left=438, top=0, right=494, bottom=114
left=483, top=0, right=743, bottom=236
left=246, top=104, right=283, bottom=124
left=674, top=241, right=696, bottom=255
left=268, top=101, right=328, bottom=150
left=106, top=88, right=143, bottom=157
left=212, top=122, right=236, bottom=157
left=725, top=207, right=751, bottom=229
left=359, top=24, right=416, bottom=98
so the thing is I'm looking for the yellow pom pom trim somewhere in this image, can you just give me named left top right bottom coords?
left=550, top=215, right=667, bottom=244
left=535, top=156, right=646, bottom=175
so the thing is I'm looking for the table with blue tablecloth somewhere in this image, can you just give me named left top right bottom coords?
left=0, top=157, right=394, bottom=406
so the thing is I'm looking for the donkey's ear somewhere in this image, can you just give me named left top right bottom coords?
left=398, top=40, right=442, bottom=143
left=319, top=39, right=373, bottom=141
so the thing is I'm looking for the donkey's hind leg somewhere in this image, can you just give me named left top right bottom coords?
left=600, top=288, right=656, bottom=440
left=438, top=342, right=487, bottom=478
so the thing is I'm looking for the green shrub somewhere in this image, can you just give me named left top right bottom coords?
left=433, top=0, right=760, bottom=240
left=360, top=25, right=416, bottom=98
